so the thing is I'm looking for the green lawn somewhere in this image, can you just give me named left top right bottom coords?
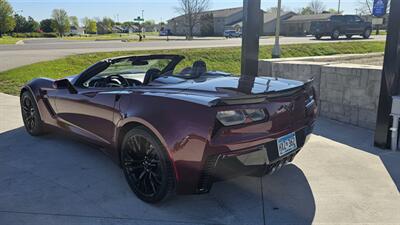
left=0, top=36, right=23, bottom=45
left=0, top=41, right=385, bottom=95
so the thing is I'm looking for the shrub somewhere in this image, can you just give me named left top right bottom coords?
left=11, top=32, right=58, bottom=38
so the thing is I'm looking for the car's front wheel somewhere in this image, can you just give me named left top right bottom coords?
left=20, top=91, right=47, bottom=136
left=346, top=34, right=353, bottom=39
left=315, top=34, right=322, bottom=40
left=121, top=127, right=175, bottom=203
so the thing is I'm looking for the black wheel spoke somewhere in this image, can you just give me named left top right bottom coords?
left=148, top=173, right=157, bottom=193
left=150, top=171, right=162, bottom=185
left=22, top=106, right=29, bottom=113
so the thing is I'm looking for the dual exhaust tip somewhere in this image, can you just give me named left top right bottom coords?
left=267, top=155, right=294, bottom=175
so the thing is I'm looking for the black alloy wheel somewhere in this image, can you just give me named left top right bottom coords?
left=346, top=34, right=353, bottom=39
left=315, top=35, right=322, bottom=40
left=20, top=91, right=46, bottom=136
left=121, top=127, right=175, bottom=203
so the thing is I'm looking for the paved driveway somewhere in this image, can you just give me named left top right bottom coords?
left=0, top=35, right=386, bottom=72
left=0, top=93, right=399, bottom=225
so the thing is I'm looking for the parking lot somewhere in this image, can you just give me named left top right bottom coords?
left=0, top=93, right=399, bottom=225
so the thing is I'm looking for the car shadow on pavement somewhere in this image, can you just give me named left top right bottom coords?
left=313, top=118, right=400, bottom=192
left=0, top=127, right=316, bottom=225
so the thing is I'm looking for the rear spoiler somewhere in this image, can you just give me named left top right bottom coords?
left=210, top=78, right=314, bottom=106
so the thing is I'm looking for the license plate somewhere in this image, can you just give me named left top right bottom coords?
left=277, top=132, right=298, bottom=157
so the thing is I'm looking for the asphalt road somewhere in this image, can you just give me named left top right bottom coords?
left=0, top=35, right=386, bottom=72
left=0, top=93, right=399, bottom=225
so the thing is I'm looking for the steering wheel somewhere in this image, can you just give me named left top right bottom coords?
left=105, top=75, right=130, bottom=87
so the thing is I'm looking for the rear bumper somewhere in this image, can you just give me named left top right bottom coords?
left=196, top=124, right=314, bottom=194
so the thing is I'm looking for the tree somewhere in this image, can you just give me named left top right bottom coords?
left=175, top=0, right=210, bottom=39
left=13, top=14, right=28, bottom=33
left=99, top=17, right=114, bottom=34
left=51, top=9, right=70, bottom=36
left=81, top=17, right=90, bottom=28
left=69, top=16, right=79, bottom=27
left=26, top=16, right=39, bottom=32
left=0, top=0, right=16, bottom=37
left=266, top=6, right=288, bottom=15
left=327, top=8, right=343, bottom=14
left=143, top=20, right=155, bottom=32
left=308, top=0, right=326, bottom=14
left=87, top=20, right=97, bottom=34
left=299, top=6, right=314, bottom=15
left=40, top=19, right=55, bottom=33
left=81, top=17, right=97, bottom=34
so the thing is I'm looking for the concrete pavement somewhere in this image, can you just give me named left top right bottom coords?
left=0, top=93, right=399, bottom=225
left=0, top=35, right=386, bottom=72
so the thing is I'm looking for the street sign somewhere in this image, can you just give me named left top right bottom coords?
left=372, top=0, right=387, bottom=17
left=372, top=18, right=384, bottom=25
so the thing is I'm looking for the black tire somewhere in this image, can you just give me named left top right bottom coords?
left=363, top=28, right=372, bottom=39
left=121, top=127, right=175, bottom=203
left=315, top=35, right=322, bottom=40
left=20, top=91, right=47, bottom=136
left=346, top=34, right=352, bottom=39
left=331, top=29, right=340, bottom=40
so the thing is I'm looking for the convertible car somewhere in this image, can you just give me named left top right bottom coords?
left=20, top=54, right=318, bottom=203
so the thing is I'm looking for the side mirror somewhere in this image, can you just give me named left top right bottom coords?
left=53, top=79, right=78, bottom=94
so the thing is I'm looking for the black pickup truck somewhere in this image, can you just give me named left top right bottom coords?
left=310, top=15, right=372, bottom=40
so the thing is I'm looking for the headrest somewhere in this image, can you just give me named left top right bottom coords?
left=192, top=60, right=207, bottom=77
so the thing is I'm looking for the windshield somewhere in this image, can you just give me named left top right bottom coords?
left=83, top=58, right=172, bottom=87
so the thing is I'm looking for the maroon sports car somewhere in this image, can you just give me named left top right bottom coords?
left=20, top=54, right=317, bottom=203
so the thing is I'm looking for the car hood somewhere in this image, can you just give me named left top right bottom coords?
left=140, top=76, right=308, bottom=106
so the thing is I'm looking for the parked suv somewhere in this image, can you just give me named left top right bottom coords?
left=310, top=15, right=372, bottom=40
left=224, top=30, right=242, bottom=38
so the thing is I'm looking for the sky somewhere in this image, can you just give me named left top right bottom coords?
left=9, top=0, right=359, bottom=24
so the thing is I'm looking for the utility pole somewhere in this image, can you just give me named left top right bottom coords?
left=338, top=0, right=341, bottom=14
left=241, top=0, right=261, bottom=77
left=374, top=0, right=400, bottom=148
left=272, top=0, right=282, bottom=58
left=141, top=10, right=145, bottom=34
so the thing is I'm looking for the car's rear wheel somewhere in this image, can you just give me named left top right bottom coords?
left=315, top=34, right=322, bottom=40
left=331, top=29, right=340, bottom=40
left=20, top=91, right=47, bottom=136
left=363, top=28, right=372, bottom=39
left=346, top=34, right=352, bottom=39
left=121, top=127, right=175, bottom=203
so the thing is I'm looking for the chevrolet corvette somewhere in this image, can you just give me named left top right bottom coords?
left=20, top=54, right=317, bottom=203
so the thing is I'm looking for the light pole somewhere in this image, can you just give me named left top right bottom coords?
left=272, top=0, right=282, bottom=58
left=141, top=10, right=145, bottom=34
left=338, top=0, right=341, bottom=14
